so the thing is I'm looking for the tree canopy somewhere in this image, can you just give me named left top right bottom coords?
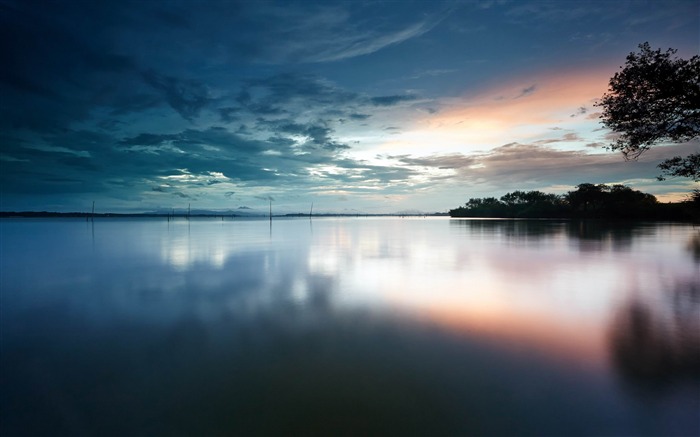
left=597, top=43, right=699, bottom=181
left=657, top=154, right=700, bottom=182
left=598, top=43, right=699, bottom=159
left=449, top=183, right=694, bottom=220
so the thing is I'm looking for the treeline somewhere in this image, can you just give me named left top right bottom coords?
left=449, top=183, right=699, bottom=220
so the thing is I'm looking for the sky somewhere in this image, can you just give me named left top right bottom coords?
left=1, top=0, right=698, bottom=214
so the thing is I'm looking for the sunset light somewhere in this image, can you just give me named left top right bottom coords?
left=2, top=3, right=698, bottom=435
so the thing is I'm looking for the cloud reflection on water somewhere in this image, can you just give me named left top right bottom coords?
left=1, top=218, right=698, bottom=436
left=73, top=218, right=699, bottom=374
left=144, top=217, right=698, bottom=385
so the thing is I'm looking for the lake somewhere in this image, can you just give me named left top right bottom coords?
left=1, top=217, right=698, bottom=436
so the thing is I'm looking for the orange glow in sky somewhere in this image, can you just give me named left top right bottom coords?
left=374, top=66, right=612, bottom=156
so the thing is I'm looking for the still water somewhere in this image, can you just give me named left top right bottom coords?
left=1, top=217, right=698, bottom=436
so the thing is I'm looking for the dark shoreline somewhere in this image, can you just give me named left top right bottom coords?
left=0, top=211, right=449, bottom=219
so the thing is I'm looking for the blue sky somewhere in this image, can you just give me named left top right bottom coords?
left=1, top=0, right=698, bottom=214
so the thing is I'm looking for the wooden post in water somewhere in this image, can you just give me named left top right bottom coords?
left=309, top=202, right=313, bottom=219
left=269, top=199, right=272, bottom=222
left=91, top=201, right=95, bottom=222
left=188, top=203, right=191, bottom=221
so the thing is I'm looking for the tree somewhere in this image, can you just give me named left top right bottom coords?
left=657, top=154, right=700, bottom=182
left=564, top=183, right=657, bottom=219
left=565, top=183, right=606, bottom=215
left=597, top=43, right=699, bottom=180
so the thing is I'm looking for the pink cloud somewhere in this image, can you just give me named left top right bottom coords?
left=447, top=65, right=611, bottom=125
left=395, top=64, right=616, bottom=154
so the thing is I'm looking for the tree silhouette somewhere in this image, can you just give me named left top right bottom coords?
left=565, top=183, right=604, bottom=216
left=597, top=42, right=699, bottom=181
left=564, top=183, right=657, bottom=219
left=657, top=154, right=700, bottom=182
left=449, top=184, right=677, bottom=219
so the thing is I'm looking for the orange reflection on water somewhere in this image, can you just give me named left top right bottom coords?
left=318, top=220, right=631, bottom=371
left=415, top=297, right=607, bottom=369
left=338, top=263, right=611, bottom=371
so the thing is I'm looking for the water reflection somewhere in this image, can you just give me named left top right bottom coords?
left=1, top=218, right=698, bottom=436
left=610, top=278, right=700, bottom=392
left=449, top=218, right=660, bottom=252
left=688, top=232, right=700, bottom=262
left=565, top=219, right=637, bottom=238
left=449, top=218, right=565, bottom=241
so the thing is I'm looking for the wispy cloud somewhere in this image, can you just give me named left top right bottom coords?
left=1, top=0, right=696, bottom=212
left=570, top=106, right=588, bottom=117
left=407, top=69, right=459, bottom=80
left=381, top=65, right=613, bottom=155
left=504, top=1, right=611, bottom=26
left=225, top=2, right=454, bottom=64
left=515, top=84, right=537, bottom=98
left=391, top=142, right=665, bottom=192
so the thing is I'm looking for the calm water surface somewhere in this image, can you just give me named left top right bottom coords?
left=1, top=217, right=698, bottom=436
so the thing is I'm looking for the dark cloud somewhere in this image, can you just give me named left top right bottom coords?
left=394, top=154, right=475, bottom=169
left=231, top=73, right=378, bottom=124
left=97, top=119, right=127, bottom=131
left=1, top=0, right=695, bottom=211
left=244, top=74, right=357, bottom=107
left=107, top=93, right=163, bottom=117
left=236, top=90, right=284, bottom=116
left=349, top=113, right=372, bottom=121
left=120, top=133, right=179, bottom=147
left=227, top=73, right=419, bottom=154
left=328, top=159, right=419, bottom=184
left=2, top=125, right=296, bottom=204
left=394, top=142, right=665, bottom=189
left=535, top=132, right=583, bottom=144
left=258, top=119, right=351, bottom=153
left=370, top=94, right=419, bottom=106
left=305, top=125, right=349, bottom=151
left=0, top=1, right=148, bottom=133
left=141, top=70, right=212, bottom=121
left=0, top=0, right=429, bottom=210
left=585, top=142, right=606, bottom=149
left=219, top=107, right=240, bottom=123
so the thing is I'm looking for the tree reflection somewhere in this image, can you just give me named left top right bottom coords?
left=609, top=280, right=700, bottom=392
left=564, top=220, right=648, bottom=251
left=449, top=219, right=656, bottom=251
left=450, top=219, right=564, bottom=239
left=687, top=232, right=700, bottom=262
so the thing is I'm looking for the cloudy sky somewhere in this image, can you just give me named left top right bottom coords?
left=1, top=0, right=698, bottom=214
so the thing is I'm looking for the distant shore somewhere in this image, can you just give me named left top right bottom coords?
left=0, top=211, right=450, bottom=219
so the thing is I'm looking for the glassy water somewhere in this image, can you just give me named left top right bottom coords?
left=1, top=217, right=698, bottom=436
